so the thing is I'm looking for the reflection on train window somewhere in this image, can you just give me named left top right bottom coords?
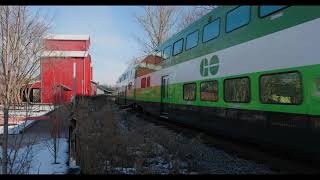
left=163, top=45, right=172, bottom=60
left=183, top=83, right=196, bottom=101
left=260, top=72, right=302, bottom=104
left=226, top=6, right=251, bottom=33
left=203, top=18, right=220, bottom=43
left=128, top=82, right=132, bottom=90
left=200, top=80, right=218, bottom=101
left=259, top=5, right=288, bottom=18
left=173, top=38, right=184, bottom=56
left=186, top=30, right=199, bottom=50
left=155, top=51, right=162, bottom=64
left=224, top=77, right=250, bottom=103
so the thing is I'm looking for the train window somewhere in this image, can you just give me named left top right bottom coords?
left=183, top=83, right=196, bottom=101
left=224, top=77, right=250, bottom=103
left=201, top=80, right=218, bottom=101
left=259, top=6, right=288, bottom=18
left=226, top=6, right=251, bottom=33
left=147, top=76, right=150, bottom=87
left=155, top=50, right=162, bottom=64
left=173, top=38, right=184, bottom=56
left=186, top=30, right=199, bottom=50
left=141, top=77, right=146, bottom=88
left=260, top=72, right=303, bottom=105
left=163, top=45, right=172, bottom=60
left=316, top=79, right=320, bottom=92
left=128, top=82, right=132, bottom=90
left=203, top=18, right=220, bottom=43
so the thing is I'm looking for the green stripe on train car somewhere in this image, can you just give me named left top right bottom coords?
left=135, top=64, right=320, bottom=116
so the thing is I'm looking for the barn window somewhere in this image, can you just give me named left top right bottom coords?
left=173, top=38, right=184, bottom=56
left=259, top=5, right=288, bottom=18
left=31, top=88, right=41, bottom=103
left=260, top=72, right=302, bottom=104
left=224, top=77, right=250, bottom=103
left=201, top=80, right=218, bottom=101
left=203, top=18, right=220, bottom=43
left=226, top=6, right=251, bottom=33
left=141, top=78, right=146, bottom=88
left=183, top=83, right=196, bottom=101
left=186, top=30, right=199, bottom=50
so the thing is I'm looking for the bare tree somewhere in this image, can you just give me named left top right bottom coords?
left=132, top=6, right=216, bottom=64
left=39, top=56, right=63, bottom=165
left=40, top=46, right=75, bottom=165
left=43, top=107, right=62, bottom=165
left=46, top=81, right=72, bottom=165
left=133, top=6, right=178, bottom=55
left=176, top=6, right=217, bottom=31
left=0, top=6, right=50, bottom=174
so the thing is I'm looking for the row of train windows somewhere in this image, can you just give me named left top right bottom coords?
left=162, top=5, right=288, bottom=60
left=119, top=69, right=134, bottom=83
left=183, top=71, right=303, bottom=105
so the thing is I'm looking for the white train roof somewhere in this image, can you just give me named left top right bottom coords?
left=45, top=34, right=90, bottom=41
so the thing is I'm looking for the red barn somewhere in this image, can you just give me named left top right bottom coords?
left=40, top=34, right=94, bottom=104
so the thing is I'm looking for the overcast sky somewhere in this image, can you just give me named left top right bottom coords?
left=32, top=6, right=146, bottom=85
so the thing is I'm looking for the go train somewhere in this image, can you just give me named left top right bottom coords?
left=116, top=6, right=320, bottom=162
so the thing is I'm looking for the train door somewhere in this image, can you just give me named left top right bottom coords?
left=160, top=75, right=169, bottom=118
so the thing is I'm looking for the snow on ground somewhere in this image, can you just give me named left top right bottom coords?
left=0, top=105, right=52, bottom=135
left=28, top=138, right=68, bottom=174
left=0, top=120, right=35, bottom=135
left=5, top=110, right=52, bottom=117
left=0, top=104, right=53, bottom=113
left=0, top=138, right=69, bottom=174
left=1, top=108, right=51, bottom=118
left=113, top=167, right=136, bottom=174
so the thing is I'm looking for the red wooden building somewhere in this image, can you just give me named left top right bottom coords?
left=40, top=34, right=94, bottom=104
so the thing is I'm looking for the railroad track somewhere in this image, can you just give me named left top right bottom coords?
left=121, top=106, right=320, bottom=174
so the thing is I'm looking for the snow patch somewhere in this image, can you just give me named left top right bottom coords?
left=29, top=138, right=69, bottom=174
left=0, top=120, right=35, bottom=135
left=0, top=138, right=69, bottom=174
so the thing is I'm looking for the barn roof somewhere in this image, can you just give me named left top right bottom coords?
left=55, top=84, right=72, bottom=91
left=97, top=85, right=114, bottom=94
left=41, top=51, right=89, bottom=58
left=94, top=84, right=114, bottom=94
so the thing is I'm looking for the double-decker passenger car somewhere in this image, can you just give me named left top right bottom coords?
left=116, top=6, right=320, bottom=161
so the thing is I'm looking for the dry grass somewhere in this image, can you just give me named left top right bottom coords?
left=70, top=95, right=273, bottom=174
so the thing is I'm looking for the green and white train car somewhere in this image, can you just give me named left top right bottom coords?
left=116, top=6, right=320, bottom=161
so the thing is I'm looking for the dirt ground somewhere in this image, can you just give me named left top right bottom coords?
left=72, top=95, right=274, bottom=174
